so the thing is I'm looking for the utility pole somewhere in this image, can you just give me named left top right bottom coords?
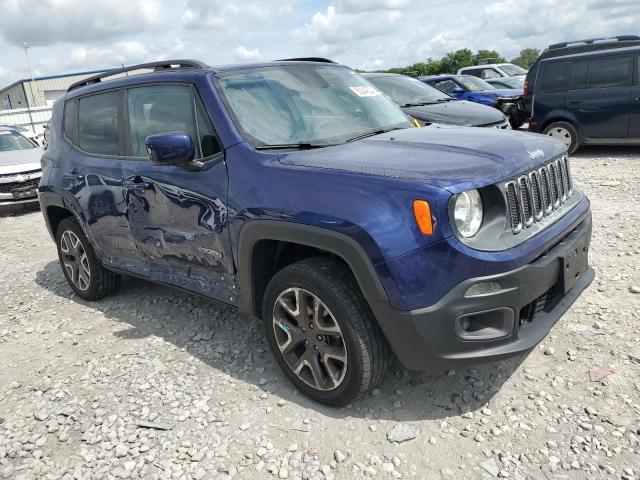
left=23, top=42, right=38, bottom=134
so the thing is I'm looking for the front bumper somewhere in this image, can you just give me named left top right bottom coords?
left=372, top=215, right=593, bottom=371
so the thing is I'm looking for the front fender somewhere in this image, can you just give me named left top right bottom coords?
left=236, top=220, right=392, bottom=316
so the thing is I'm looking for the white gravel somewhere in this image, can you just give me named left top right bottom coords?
left=0, top=146, right=639, bottom=479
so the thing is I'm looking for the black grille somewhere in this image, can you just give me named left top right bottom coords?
left=0, top=177, right=40, bottom=196
left=529, top=172, right=543, bottom=218
left=518, top=177, right=533, bottom=224
left=548, top=162, right=559, bottom=206
left=519, top=291, right=550, bottom=327
left=539, top=167, right=551, bottom=213
left=506, top=182, right=521, bottom=231
left=504, top=157, right=574, bottom=234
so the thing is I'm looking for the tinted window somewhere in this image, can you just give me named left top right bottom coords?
left=433, top=79, right=458, bottom=94
left=195, top=101, right=221, bottom=157
left=464, top=68, right=481, bottom=77
left=63, top=100, right=78, bottom=144
left=541, top=61, right=570, bottom=93
left=127, top=85, right=218, bottom=158
left=78, top=92, right=120, bottom=155
left=571, top=60, right=588, bottom=90
left=588, top=55, right=631, bottom=88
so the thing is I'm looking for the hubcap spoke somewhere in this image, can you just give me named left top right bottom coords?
left=60, top=230, right=91, bottom=291
left=272, top=287, right=348, bottom=392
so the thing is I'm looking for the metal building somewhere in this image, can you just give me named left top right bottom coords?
left=0, top=69, right=108, bottom=110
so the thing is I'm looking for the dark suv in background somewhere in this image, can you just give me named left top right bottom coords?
left=528, top=42, right=640, bottom=153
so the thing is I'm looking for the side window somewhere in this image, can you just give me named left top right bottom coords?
left=63, top=100, right=78, bottom=144
left=541, top=61, right=570, bottom=93
left=434, top=80, right=456, bottom=94
left=588, top=55, right=631, bottom=89
left=127, top=85, right=220, bottom=159
left=464, top=69, right=480, bottom=78
left=571, top=60, right=589, bottom=90
left=483, top=68, right=501, bottom=79
left=78, top=92, right=121, bottom=155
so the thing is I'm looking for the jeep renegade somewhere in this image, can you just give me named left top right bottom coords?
left=39, top=59, right=593, bottom=406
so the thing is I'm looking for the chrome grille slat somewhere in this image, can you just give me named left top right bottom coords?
left=505, top=157, right=574, bottom=234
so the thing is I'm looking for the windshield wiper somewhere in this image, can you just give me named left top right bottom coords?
left=255, top=142, right=335, bottom=150
left=345, top=127, right=406, bottom=143
left=436, top=97, right=455, bottom=102
left=401, top=102, right=433, bottom=107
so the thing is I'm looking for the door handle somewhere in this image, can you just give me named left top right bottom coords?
left=569, top=100, right=581, bottom=105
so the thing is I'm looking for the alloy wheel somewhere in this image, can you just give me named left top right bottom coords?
left=272, top=287, right=348, bottom=391
left=60, top=230, right=91, bottom=291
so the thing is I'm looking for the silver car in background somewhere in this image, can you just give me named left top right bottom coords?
left=0, top=127, right=43, bottom=214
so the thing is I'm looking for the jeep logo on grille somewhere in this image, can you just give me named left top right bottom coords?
left=527, top=149, right=545, bottom=160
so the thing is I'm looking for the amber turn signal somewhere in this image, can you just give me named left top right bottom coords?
left=413, top=200, right=433, bottom=235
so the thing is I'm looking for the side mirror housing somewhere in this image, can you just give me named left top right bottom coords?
left=145, top=133, right=195, bottom=167
left=452, top=87, right=465, bottom=94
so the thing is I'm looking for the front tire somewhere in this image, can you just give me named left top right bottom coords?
left=263, top=257, right=389, bottom=406
left=56, top=217, right=121, bottom=301
left=543, top=121, right=580, bottom=154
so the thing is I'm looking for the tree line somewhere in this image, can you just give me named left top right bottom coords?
left=379, top=48, right=540, bottom=76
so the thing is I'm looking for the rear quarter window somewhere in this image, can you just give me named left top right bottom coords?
left=541, top=61, right=571, bottom=93
left=63, top=100, right=78, bottom=144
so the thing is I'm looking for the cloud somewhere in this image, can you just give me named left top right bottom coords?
left=0, top=0, right=163, bottom=46
left=293, top=5, right=404, bottom=51
left=182, top=0, right=293, bottom=30
left=336, top=0, right=411, bottom=14
left=234, top=46, right=262, bottom=62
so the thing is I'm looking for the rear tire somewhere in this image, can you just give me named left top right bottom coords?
left=56, top=217, right=121, bottom=301
left=263, top=257, right=389, bottom=406
left=543, top=121, right=580, bottom=154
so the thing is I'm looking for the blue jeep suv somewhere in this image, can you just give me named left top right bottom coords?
left=39, top=59, right=593, bottom=406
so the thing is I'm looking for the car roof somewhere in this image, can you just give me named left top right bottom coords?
left=66, top=59, right=350, bottom=98
left=421, top=75, right=457, bottom=81
left=539, top=44, right=640, bottom=63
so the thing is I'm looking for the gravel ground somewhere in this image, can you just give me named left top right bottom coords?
left=0, top=146, right=639, bottom=480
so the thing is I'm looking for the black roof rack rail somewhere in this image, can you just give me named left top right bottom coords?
left=275, top=57, right=338, bottom=64
left=549, top=35, right=640, bottom=50
left=67, top=59, right=209, bottom=92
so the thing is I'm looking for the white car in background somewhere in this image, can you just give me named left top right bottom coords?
left=0, top=124, right=40, bottom=145
left=0, top=127, right=42, bottom=214
left=457, top=63, right=527, bottom=80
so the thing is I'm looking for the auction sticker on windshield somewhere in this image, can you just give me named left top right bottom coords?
left=349, top=86, right=381, bottom=97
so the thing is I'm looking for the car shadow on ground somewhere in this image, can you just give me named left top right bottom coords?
left=35, top=260, right=526, bottom=422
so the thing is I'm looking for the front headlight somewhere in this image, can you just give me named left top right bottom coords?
left=453, top=189, right=483, bottom=238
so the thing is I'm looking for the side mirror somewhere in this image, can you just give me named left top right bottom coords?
left=145, top=133, right=195, bottom=167
left=452, top=87, right=465, bottom=94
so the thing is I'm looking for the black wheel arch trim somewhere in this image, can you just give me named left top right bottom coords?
left=236, top=220, right=390, bottom=317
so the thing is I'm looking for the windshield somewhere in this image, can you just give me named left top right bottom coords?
left=214, top=65, right=411, bottom=146
left=456, top=76, right=495, bottom=92
left=499, top=64, right=527, bottom=76
left=366, top=75, right=452, bottom=106
left=0, top=131, right=36, bottom=151
left=492, top=77, right=524, bottom=89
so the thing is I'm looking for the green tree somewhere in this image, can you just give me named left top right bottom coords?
left=438, top=48, right=475, bottom=74
left=510, top=48, right=540, bottom=69
left=474, top=49, right=506, bottom=64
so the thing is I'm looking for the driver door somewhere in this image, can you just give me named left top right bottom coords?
left=123, top=84, right=235, bottom=303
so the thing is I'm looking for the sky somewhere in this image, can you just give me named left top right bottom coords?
left=0, top=0, right=638, bottom=86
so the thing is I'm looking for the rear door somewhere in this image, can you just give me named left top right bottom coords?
left=62, top=91, right=148, bottom=276
left=566, top=53, right=632, bottom=138
left=629, top=53, right=640, bottom=138
left=122, top=83, right=234, bottom=303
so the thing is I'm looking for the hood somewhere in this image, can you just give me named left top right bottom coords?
left=0, top=148, right=42, bottom=174
left=484, top=88, right=522, bottom=98
left=403, top=100, right=505, bottom=127
left=278, top=127, right=566, bottom=193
